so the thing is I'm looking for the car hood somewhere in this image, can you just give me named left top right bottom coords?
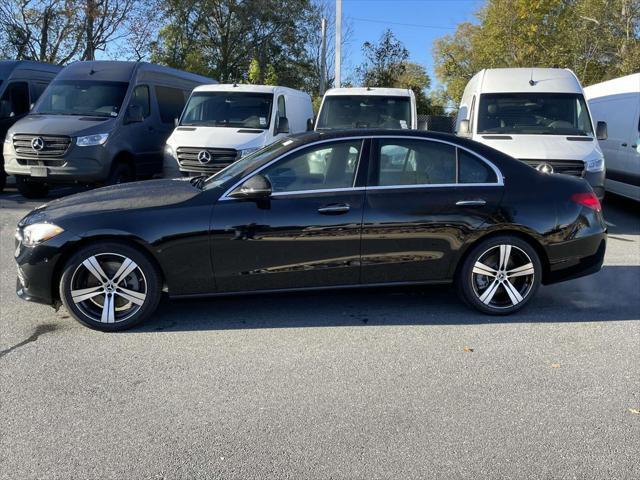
left=21, top=179, right=201, bottom=226
left=477, top=135, right=603, bottom=162
left=9, top=114, right=116, bottom=138
left=168, top=126, right=269, bottom=150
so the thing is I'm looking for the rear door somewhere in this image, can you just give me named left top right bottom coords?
left=361, top=137, right=504, bottom=284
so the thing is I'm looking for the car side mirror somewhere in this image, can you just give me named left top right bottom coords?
left=596, top=121, right=608, bottom=141
left=458, top=119, right=470, bottom=135
left=124, top=104, right=144, bottom=124
left=276, top=116, right=290, bottom=134
left=228, top=174, right=272, bottom=199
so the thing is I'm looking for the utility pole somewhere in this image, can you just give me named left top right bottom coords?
left=320, top=18, right=327, bottom=95
left=335, top=0, right=342, bottom=88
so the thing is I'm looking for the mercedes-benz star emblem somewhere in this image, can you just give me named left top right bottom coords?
left=31, top=136, right=45, bottom=151
left=197, top=150, right=212, bottom=164
left=536, top=162, right=554, bottom=174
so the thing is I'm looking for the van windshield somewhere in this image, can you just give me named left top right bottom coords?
left=477, top=93, right=594, bottom=136
left=34, top=80, right=128, bottom=117
left=180, top=91, right=273, bottom=129
left=316, top=95, right=411, bottom=130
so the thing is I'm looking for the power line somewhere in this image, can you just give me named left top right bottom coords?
left=350, top=17, right=458, bottom=30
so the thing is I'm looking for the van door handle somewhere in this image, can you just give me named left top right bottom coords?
left=622, top=143, right=628, bottom=147
left=318, top=203, right=350, bottom=214
left=456, top=199, right=486, bottom=207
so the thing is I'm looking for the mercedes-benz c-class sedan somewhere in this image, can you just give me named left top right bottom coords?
left=15, top=130, right=606, bottom=331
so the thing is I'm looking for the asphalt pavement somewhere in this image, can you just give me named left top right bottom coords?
left=1, top=185, right=638, bottom=479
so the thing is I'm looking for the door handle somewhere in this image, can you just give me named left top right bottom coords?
left=622, top=143, right=628, bottom=147
left=456, top=199, right=486, bottom=207
left=318, top=203, right=350, bottom=214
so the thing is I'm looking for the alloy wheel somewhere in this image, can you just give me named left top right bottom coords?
left=471, top=244, right=536, bottom=309
left=69, top=253, right=147, bottom=323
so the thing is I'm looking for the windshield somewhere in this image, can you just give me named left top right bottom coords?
left=202, top=139, right=293, bottom=190
left=181, top=91, right=273, bottom=128
left=316, top=95, right=411, bottom=130
left=477, top=93, right=594, bottom=136
left=34, top=80, right=129, bottom=117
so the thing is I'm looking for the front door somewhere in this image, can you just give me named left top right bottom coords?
left=361, top=137, right=504, bottom=284
left=210, top=138, right=366, bottom=292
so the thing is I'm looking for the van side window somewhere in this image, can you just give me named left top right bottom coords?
left=155, top=86, right=187, bottom=123
left=0, top=82, right=29, bottom=118
left=458, top=149, right=497, bottom=183
left=131, top=85, right=150, bottom=118
left=30, top=83, right=49, bottom=104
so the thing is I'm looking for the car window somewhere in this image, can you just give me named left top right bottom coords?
left=0, top=81, right=29, bottom=118
left=458, top=150, right=497, bottom=183
left=263, top=140, right=362, bottom=193
left=131, top=85, right=150, bottom=118
left=155, top=85, right=187, bottom=123
left=375, top=139, right=456, bottom=186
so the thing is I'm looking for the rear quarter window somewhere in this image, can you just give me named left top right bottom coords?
left=155, top=86, right=188, bottom=123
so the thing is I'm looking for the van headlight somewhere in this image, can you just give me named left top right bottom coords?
left=164, top=144, right=177, bottom=159
left=585, top=155, right=605, bottom=173
left=77, top=133, right=109, bottom=147
left=21, top=223, right=64, bottom=247
left=4, top=133, right=13, bottom=144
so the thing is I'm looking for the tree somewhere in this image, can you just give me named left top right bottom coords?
left=356, top=29, right=409, bottom=87
left=433, top=0, right=640, bottom=104
left=395, top=61, right=432, bottom=113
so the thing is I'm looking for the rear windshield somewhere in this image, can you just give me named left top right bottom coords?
left=316, top=95, right=411, bottom=130
left=477, top=93, right=594, bottom=136
left=34, top=80, right=129, bottom=117
left=180, top=91, right=274, bottom=129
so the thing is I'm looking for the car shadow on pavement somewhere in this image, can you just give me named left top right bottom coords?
left=603, top=194, right=639, bottom=236
left=133, top=265, right=640, bottom=332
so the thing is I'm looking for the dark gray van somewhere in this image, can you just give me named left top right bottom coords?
left=4, top=61, right=215, bottom=198
left=0, top=61, right=62, bottom=192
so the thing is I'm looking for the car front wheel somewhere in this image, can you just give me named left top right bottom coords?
left=457, top=236, right=541, bottom=315
left=59, top=242, right=162, bottom=331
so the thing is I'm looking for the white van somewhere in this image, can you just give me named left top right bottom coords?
left=164, top=84, right=313, bottom=176
left=315, top=87, right=417, bottom=131
left=584, top=73, right=640, bottom=201
left=456, top=68, right=608, bottom=198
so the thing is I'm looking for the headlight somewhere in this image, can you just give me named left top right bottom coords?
left=239, top=147, right=259, bottom=158
left=164, top=144, right=177, bottom=159
left=585, top=155, right=605, bottom=172
left=22, top=223, right=64, bottom=247
left=76, top=133, right=109, bottom=147
left=4, top=133, right=13, bottom=144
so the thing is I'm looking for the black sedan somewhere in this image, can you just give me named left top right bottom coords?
left=15, top=130, right=606, bottom=331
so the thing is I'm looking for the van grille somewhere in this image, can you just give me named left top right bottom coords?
left=13, top=134, right=71, bottom=158
left=520, top=159, right=585, bottom=177
left=176, top=147, right=239, bottom=173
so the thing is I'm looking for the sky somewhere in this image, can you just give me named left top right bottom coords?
left=337, top=0, right=484, bottom=86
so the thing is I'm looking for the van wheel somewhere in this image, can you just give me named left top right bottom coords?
left=0, top=167, right=6, bottom=193
left=16, top=176, right=50, bottom=199
left=107, top=162, right=133, bottom=185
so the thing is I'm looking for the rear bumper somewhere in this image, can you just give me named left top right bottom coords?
left=544, top=232, right=606, bottom=285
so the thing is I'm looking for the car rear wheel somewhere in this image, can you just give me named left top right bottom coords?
left=16, top=176, right=50, bottom=199
left=59, top=242, right=162, bottom=331
left=457, top=236, right=541, bottom=315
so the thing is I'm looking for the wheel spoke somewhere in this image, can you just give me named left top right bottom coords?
left=473, top=261, right=497, bottom=277
left=116, top=287, right=146, bottom=306
left=71, top=285, right=104, bottom=303
left=112, top=258, right=138, bottom=285
left=503, top=279, right=524, bottom=305
left=101, top=294, right=115, bottom=323
left=507, top=262, right=534, bottom=278
left=83, top=256, right=109, bottom=283
left=479, top=279, right=501, bottom=305
left=498, top=245, right=512, bottom=270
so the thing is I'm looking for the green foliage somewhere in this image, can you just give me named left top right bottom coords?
left=434, top=0, right=640, bottom=104
left=356, top=29, right=409, bottom=87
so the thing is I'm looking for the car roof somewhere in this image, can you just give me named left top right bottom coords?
left=323, top=87, right=413, bottom=97
left=294, top=128, right=460, bottom=143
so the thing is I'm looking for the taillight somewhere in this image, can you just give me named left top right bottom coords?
left=571, top=192, right=601, bottom=212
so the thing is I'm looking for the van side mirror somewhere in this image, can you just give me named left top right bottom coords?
left=124, top=104, right=144, bottom=124
left=0, top=100, right=13, bottom=118
left=228, top=174, right=272, bottom=199
left=276, top=116, right=290, bottom=134
left=596, top=121, right=608, bottom=141
left=29, top=103, right=35, bottom=111
left=458, top=119, right=470, bottom=135
left=307, top=118, right=314, bottom=131
left=174, top=118, right=179, bottom=127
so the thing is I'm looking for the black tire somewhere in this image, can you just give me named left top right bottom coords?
left=456, top=235, right=542, bottom=315
left=106, top=162, right=133, bottom=186
left=0, top=166, right=6, bottom=193
left=16, top=176, right=50, bottom=199
left=59, top=242, right=162, bottom=331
